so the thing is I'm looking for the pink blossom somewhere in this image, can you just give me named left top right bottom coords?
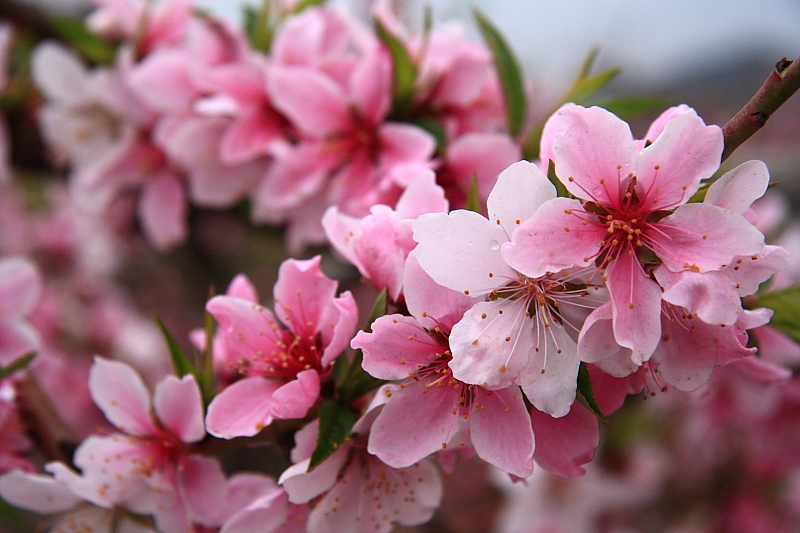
left=205, top=257, right=357, bottom=438
left=352, top=251, right=535, bottom=477
left=504, top=104, right=766, bottom=364
left=413, top=161, right=606, bottom=417
left=279, top=416, right=443, bottom=533
left=0, top=256, right=42, bottom=365
left=322, top=170, right=448, bottom=301
left=46, top=358, right=226, bottom=533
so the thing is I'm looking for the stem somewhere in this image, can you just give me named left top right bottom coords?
left=16, top=375, right=79, bottom=462
left=721, top=56, right=800, bottom=162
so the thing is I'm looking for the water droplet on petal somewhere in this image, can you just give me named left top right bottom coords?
left=489, top=240, right=500, bottom=251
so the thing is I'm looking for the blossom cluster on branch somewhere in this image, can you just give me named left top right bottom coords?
left=0, top=0, right=798, bottom=532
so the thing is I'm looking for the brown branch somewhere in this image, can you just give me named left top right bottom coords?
left=16, top=375, right=80, bottom=463
left=721, top=56, right=800, bottom=162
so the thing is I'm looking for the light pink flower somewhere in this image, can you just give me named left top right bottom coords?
left=413, top=161, right=606, bottom=417
left=352, top=251, right=535, bottom=477
left=0, top=256, right=42, bottom=365
left=322, top=170, right=448, bottom=301
left=205, top=257, right=357, bottom=438
left=279, top=416, right=443, bottom=533
left=46, top=358, right=225, bottom=533
left=504, top=104, right=766, bottom=364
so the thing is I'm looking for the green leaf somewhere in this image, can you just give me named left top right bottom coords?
left=366, top=288, right=389, bottom=333
left=375, top=19, right=418, bottom=115
left=472, top=8, right=527, bottom=137
left=154, top=315, right=197, bottom=378
left=309, top=400, right=356, bottom=470
left=547, top=159, right=570, bottom=198
left=48, top=15, right=116, bottom=65
left=0, top=352, right=36, bottom=381
left=755, top=285, right=800, bottom=344
left=688, top=181, right=711, bottom=203
left=594, top=96, right=671, bottom=121
left=563, top=68, right=620, bottom=106
left=243, top=1, right=273, bottom=52
left=576, top=363, right=607, bottom=422
left=577, top=47, right=600, bottom=79
left=466, top=174, right=482, bottom=214
left=290, top=0, right=327, bottom=13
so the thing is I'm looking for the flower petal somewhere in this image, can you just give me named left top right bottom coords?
left=487, top=160, right=555, bottom=238
left=88, top=357, right=155, bottom=437
left=530, top=402, right=599, bottom=478
left=153, top=374, right=205, bottom=443
left=205, top=377, right=282, bottom=438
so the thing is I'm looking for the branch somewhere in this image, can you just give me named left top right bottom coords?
left=721, top=56, right=800, bottom=162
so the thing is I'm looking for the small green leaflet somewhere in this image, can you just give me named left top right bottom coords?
left=308, top=400, right=356, bottom=470
left=594, top=96, right=671, bottom=121
left=547, top=160, right=570, bottom=198
left=562, top=68, right=620, bottom=107
left=472, top=8, right=526, bottom=138
left=375, top=19, right=418, bottom=116
left=0, top=352, right=36, bottom=381
left=465, top=175, right=482, bottom=214
left=577, top=363, right=607, bottom=422
left=154, top=314, right=215, bottom=404
left=755, top=285, right=800, bottom=344
left=48, top=15, right=116, bottom=65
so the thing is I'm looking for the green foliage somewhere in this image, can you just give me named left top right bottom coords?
left=756, top=285, right=800, bottom=344
left=466, top=175, right=482, bottom=214
left=375, top=19, right=418, bottom=116
left=335, top=289, right=388, bottom=403
left=547, top=159, right=570, bottom=198
left=0, top=352, right=36, bottom=381
left=154, top=315, right=215, bottom=405
left=309, top=400, right=356, bottom=470
left=48, top=15, right=116, bottom=65
left=410, top=117, right=447, bottom=155
left=594, top=96, right=671, bottom=121
left=577, top=363, right=608, bottom=422
left=472, top=8, right=527, bottom=137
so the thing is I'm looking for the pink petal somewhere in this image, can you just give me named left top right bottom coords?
left=31, top=43, right=88, bottom=105
left=657, top=267, right=742, bottom=326
left=153, top=374, right=205, bottom=443
left=469, top=387, right=534, bottom=478
left=319, top=291, right=358, bottom=368
left=88, top=358, right=156, bottom=437
left=0, top=470, right=81, bottom=513
left=434, top=47, right=491, bottom=107
left=502, top=197, right=603, bottom=279
left=393, top=170, right=448, bottom=220
left=272, top=257, right=336, bottom=336
left=348, top=48, right=391, bottom=124
left=226, top=274, right=259, bottom=302
left=634, top=110, right=722, bottom=208
left=412, top=210, right=515, bottom=295
left=577, top=303, right=639, bottom=378
left=206, top=294, right=283, bottom=360
left=205, top=377, right=282, bottom=438
left=367, top=381, right=461, bottom=468
left=126, top=49, right=197, bottom=113
left=530, top=402, right=599, bottom=478
left=137, top=168, right=188, bottom=251
left=270, top=369, right=321, bottom=420
left=219, top=108, right=283, bottom=165
left=279, top=447, right=350, bottom=504
left=656, top=203, right=765, bottom=273
left=403, top=250, right=477, bottom=330
left=704, top=160, right=770, bottom=214
left=268, top=67, right=349, bottom=137
left=0, top=257, right=42, bottom=319
left=355, top=315, right=445, bottom=380
left=518, top=324, right=580, bottom=418
left=550, top=105, right=638, bottom=206
left=449, top=298, right=535, bottom=390
left=446, top=132, right=521, bottom=205
left=0, top=322, right=40, bottom=365
left=606, top=249, right=663, bottom=364
left=179, top=455, right=229, bottom=526
left=486, top=160, right=555, bottom=238
left=641, top=104, right=694, bottom=143
left=378, top=122, right=436, bottom=168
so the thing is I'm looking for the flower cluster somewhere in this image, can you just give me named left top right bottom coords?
left=0, top=0, right=798, bottom=532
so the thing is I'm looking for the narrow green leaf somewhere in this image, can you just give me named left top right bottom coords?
left=688, top=181, right=711, bottom=203
left=563, top=68, right=620, bottom=106
left=309, top=400, right=356, bottom=470
left=0, top=352, right=36, bottom=381
left=472, top=8, right=527, bottom=137
left=291, top=0, right=327, bottom=13
left=466, top=174, right=482, bottom=214
left=366, top=288, right=389, bottom=334
left=756, top=285, right=800, bottom=344
left=48, top=15, right=116, bottom=65
left=577, top=363, right=607, bottom=422
left=375, top=19, right=418, bottom=115
left=522, top=123, right=543, bottom=161
left=547, top=159, right=570, bottom=198
left=578, top=47, right=600, bottom=79
left=200, top=310, right=217, bottom=403
left=594, top=96, right=671, bottom=121
left=154, top=315, right=197, bottom=378
left=244, top=1, right=273, bottom=53
left=423, top=5, right=434, bottom=36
